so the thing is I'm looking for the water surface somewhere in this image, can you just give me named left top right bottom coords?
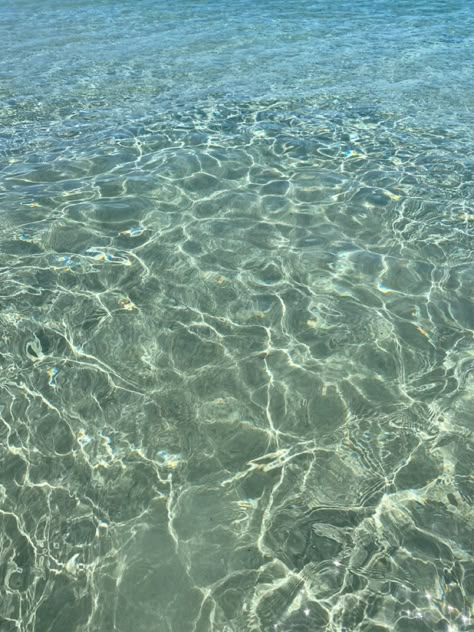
left=1, top=1, right=473, bottom=630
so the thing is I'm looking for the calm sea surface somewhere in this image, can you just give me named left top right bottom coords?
left=1, top=1, right=473, bottom=630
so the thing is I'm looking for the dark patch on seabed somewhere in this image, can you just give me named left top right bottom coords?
left=1, top=1, right=474, bottom=631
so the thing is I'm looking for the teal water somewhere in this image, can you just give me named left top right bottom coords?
left=1, top=1, right=473, bottom=630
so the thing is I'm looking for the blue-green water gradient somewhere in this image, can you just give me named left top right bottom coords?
left=0, top=1, right=473, bottom=630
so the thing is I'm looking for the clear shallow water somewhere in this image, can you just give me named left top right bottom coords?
left=1, top=0, right=473, bottom=630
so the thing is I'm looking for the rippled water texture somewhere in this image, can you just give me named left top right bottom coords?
left=1, top=1, right=473, bottom=630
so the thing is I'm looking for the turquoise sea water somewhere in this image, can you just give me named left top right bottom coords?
left=1, top=1, right=473, bottom=630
